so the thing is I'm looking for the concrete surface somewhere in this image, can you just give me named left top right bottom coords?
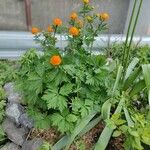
left=0, top=0, right=26, bottom=30
left=0, top=0, right=130, bottom=34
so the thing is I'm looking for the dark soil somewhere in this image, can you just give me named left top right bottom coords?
left=29, top=122, right=124, bottom=150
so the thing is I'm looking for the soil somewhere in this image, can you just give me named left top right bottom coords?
left=29, top=122, right=124, bottom=150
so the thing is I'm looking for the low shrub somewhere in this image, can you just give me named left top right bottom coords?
left=16, top=1, right=114, bottom=134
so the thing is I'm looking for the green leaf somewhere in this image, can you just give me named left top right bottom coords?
left=94, top=98, right=124, bottom=150
left=94, top=126, right=114, bottom=150
left=72, top=98, right=93, bottom=118
left=101, top=100, right=111, bottom=120
left=65, top=111, right=96, bottom=150
left=129, top=80, right=146, bottom=97
left=112, top=65, right=123, bottom=95
left=112, top=130, right=122, bottom=137
left=78, top=116, right=102, bottom=137
left=123, top=67, right=141, bottom=90
left=124, top=57, right=139, bottom=81
left=38, top=142, right=51, bottom=150
left=52, top=136, right=69, bottom=150
left=0, top=100, right=6, bottom=110
left=141, top=128, right=150, bottom=145
left=66, top=114, right=78, bottom=123
left=59, top=83, right=73, bottom=96
left=128, top=129, right=139, bottom=137
left=42, top=93, right=67, bottom=112
left=123, top=107, right=134, bottom=127
left=142, top=64, right=150, bottom=106
left=27, top=108, right=51, bottom=129
left=51, top=112, right=75, bottom=133
left=0, top=127, right=6, bottom=141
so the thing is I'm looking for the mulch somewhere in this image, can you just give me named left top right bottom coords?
left=29, top=121, right=124, bottom=150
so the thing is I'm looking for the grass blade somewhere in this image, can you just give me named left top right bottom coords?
left=124, top=57, right=139, bottom=81
left=78, top=116, right=102, bottom=137
left=123, top=67, right=141, bottom=90
left=142, top=64, right=150, bottom=106
left=112, top=65, right=123, bottom=95
left=123, top=107, right=134, bottom=127
left=65, top=111, right=96, bottom=150
left=101, top=100, right=111, bottom=120
left=52, top=135, right=68, bottom=150
left=94, top=98, right=124, bottom=150
left=129, top=79, right=145, bottom=97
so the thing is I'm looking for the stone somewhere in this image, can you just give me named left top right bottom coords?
left=3, top=82, right=22, bottom=103
left=7, top=93, right=22, bottom=103
left=19, top=113, right=34, bottom=129
left=3, top=82, right=14, bottom=96
left=22, top=138, right=44, bottom=150
left=6, top=103, right=24, bottom=124
left=2, top=118, right=26, bottom=146
left=0, top=142, right=20, bottom=150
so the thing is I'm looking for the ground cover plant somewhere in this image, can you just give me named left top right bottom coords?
left=14, top=0, right=150, bottom=149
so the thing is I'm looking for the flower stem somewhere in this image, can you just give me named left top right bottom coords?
left=54, top=26, right=58, bottom=37
left=125, top=0, right=143, bottom=65
left=122, top=0, right=137, bottom=66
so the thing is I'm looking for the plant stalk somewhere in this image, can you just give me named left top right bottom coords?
left=122, top=0, right=137, bottom=66
left=124, top=0, right=143, bottom=67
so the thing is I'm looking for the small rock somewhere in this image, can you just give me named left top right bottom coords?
left=3, top=82, right=22, bottom=103
left=6, top=103, right=24, bottom=124
left=22, top=138, right=43, bottom=150
left=3, top=82, right=14, bottom=96
left=0, top=142, right=20, bottom=150
left=2, top=119, right=26, bottom=146
left=19, top=113, right=34, bottom=129
left=8, top=93, right=22, bottom=103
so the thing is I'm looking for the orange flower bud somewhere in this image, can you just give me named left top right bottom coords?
left=31, top=27, right=40, bottom=34
left=53, top=18, right=62, bottom=26
left=70, top=12, right=78, bottom=20
left=50, top=55, right=62, bottom=66
left=77, top=19, right=84, bottom=28
left=86, top=16, right=93, bottom=22
left=82, top=0, right=89, bottom=4
left=99, top=12, right=110, bottom=21
left=47, top=25, right=54, bottom=33
left=69, top=27, right=79, bottom=36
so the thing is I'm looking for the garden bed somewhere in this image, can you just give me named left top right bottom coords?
left=1, top=0, right=150, bottom=150
left=0, top=40, right=150, bottom=150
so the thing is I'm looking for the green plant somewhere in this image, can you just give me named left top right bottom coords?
left=122, top=0, right=143, bottom=69
left=75, top=139, right=86, bottom=150
left=16, top=0, right=112, bottom=135
left=0, top=87, right=6, bottom=123
left=38, top=142, right=51, bottom=150
left=121, top=113, right=150, bottom=150
left=15, top=0, right=150, bottom=150
left=106, top=43, right=150, bottom=64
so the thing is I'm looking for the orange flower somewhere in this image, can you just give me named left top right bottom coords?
left=53, top=18, right=62, bottom=26
left=47, top=25, right=54, bottom=33
left=70, top=12, right=78, bottom=20
left=69, top=27, right=79, bottom=36
left=99, top=12, right=110, bottom=21
left=82, top=0, right=89, bottom=4
left=31, top=27, right=40, bottom=34
left=50, top=55, right=62, bottom=66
